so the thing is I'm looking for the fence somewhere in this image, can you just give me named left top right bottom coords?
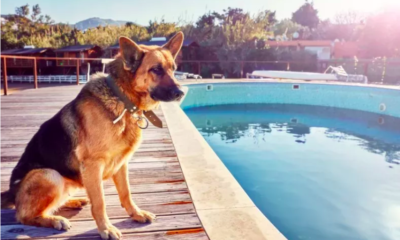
left=1, top=55, right=105, bottom=95
left=178, top=60, right=400, bottom=84
left=1, top=55, right=400, bottom=95
left=1, top=75, right=88, bottom=84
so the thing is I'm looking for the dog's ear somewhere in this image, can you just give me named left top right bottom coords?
left=119, top=37, right=144, bottom=73
left=163, top=32, right=184, bottom=59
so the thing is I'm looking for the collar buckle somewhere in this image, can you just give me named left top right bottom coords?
left=134, top=115, right=149, bottom=129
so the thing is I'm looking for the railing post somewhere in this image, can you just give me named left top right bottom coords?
left=33, top=58, right=38, bottom=89
left=197, top=62, right=201, bottom=75
left=363, top=62, right=369, bottom=76
left=87, top=62, right=90, bottom=82
left=2, top=57, right=8, bottom=96
left=240, top=61, right=244, bottom=78
left=76, top=59, right=80, bottom=85
left=381, top=57, right=387, bottom=84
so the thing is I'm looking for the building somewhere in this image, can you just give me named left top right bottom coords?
left=332, top=41, right=366, bottom=59
left=54, top=45, right=103, bottom=74
left=266, top=40, right=332, bottom=60
left=265, top=40, right=367, bottom=60
left=1, top=47, right=55, bottom=75
left=55, top=45, right=102, bottom=66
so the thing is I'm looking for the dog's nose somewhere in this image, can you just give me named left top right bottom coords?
left=172, top=89, right=184, bottom=100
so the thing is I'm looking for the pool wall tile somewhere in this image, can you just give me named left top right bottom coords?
left=181, top=83, right=400, bottom=118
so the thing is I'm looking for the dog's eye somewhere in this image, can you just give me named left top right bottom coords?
left=150, top=67, right=164, bottom=76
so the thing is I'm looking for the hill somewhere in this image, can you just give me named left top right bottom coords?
left=73, top=17, right=135, bottom=30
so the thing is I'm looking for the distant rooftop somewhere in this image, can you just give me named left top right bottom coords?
left=266, top=40, right=332, bottom=47
left=108, top=39, right=199, bottom=50
left=54, top=45, right=99, bottom=52
left=150, top=37, right=167, bottom=41
left=1, top=48, right=53, bottom=55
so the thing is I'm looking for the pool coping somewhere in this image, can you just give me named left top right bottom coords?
left=179, top=78, right=400, bottom=90
left=162, top=87, right=287, bottom=240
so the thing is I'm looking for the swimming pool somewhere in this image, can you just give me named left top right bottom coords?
left=181, top=83, right=400, bottom=240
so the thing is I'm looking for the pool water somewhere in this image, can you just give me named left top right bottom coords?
left=185, top=104, right=400, bottom=240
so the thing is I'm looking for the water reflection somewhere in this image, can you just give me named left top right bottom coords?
left=189, top=104, right=400, bottom=166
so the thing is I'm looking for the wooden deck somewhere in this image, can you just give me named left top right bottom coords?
left=1, top=85, right=209, bottom=240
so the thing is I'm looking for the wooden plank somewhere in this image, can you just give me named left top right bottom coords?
left=0, top=140, right=173, bottom=147
left=0, top=145, right=175, bottom=157
left=1, top=138, right=172, bottom=145
left=1, top=150, right=178, bottom=163
left=76, top=182, right=188, bottom=196
left=1, top=203, right=195, bottom=225
left=0, top=149, right=177, bottom=163
left=0, top=156, right=178, bottom=170
left=1, top=129, right=172, bottom=141
left=0, top=190, right=191, bottom=207
left=1, top=145, right=175, bottom=157
left=1, top=161, right=181, bottom=173
left=1, top=214, right=201, bottom=239
left=0, top=115, right=167, bottom=121
left=0, top=141, right=173, bottom=149
left=1, top=161, right=182, bottom=176
left=2, top=176, right=186, bottom=192
left=2, top=181, right=187, bottom=197
left=1, top=171, right=184, bottom=183
left=22, top=229, right=208, bottom=240
left=1, top=142, right=174, bottom=152
left=0, top=122, right=168, bottom=129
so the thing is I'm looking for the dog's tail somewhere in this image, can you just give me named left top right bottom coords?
left=1, top=190, right=15, bottom=209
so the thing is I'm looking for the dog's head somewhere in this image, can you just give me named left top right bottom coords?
left=118, top=32, right=184, bottom=110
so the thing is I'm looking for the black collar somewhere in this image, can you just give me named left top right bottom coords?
left=105, top=75, right=163, bottom=128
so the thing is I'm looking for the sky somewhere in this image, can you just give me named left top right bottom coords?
left=1, top=0, right=400, bottom=25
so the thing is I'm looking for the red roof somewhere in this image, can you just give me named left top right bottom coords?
left=266, top=41, right=332, bottom=47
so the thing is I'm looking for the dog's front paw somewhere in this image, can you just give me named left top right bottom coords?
left=52, top=216, right=71, bottom=231
left=98, top=224, right=122, bottom=240
left=132, top=210, right=156, bottom=223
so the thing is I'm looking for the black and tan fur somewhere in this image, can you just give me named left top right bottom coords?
left=1, top=32, right=185, bottom=240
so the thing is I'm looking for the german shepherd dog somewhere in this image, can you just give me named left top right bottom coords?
left=1, top=32, right=185, bottom=239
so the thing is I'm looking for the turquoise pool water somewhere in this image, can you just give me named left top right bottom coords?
left=182, top=83, right=400, bottom=240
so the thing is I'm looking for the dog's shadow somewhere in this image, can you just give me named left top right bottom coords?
left=1, top=207, right=152, bottom=239
left=1, top=207, right=82, bottom=239
left=64, top=219, right=152, bottom=240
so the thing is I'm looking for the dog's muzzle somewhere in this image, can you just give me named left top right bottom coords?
left=150, top=86, right=184, bottom=102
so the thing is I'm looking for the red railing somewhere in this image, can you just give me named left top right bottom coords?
left=1, top=55, right=105, bottom=95
left=1, top=55, right=400, bottom=95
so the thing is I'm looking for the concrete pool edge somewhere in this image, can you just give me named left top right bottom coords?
left=161, top=102, right=287, bottom=240
left=179, top=78, right=400, bottom=90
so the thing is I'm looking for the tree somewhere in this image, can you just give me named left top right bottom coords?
left=125, top=22, right=134, bottom=28
left=334, top=10, right=365, bottom=25
left=196, top=12, right=218, bottom=28
left=70, top=28, right=83, bottom=45
left=274, top=19, right=303, bottom=39
left=15, top=4, right=30, bottom=17
left=14, top=4, right=31, bottom=34
left=31, top=4, right=41, bottom=22
left=292, top=0, right=319, bottom=29
left=219, top=8, right=249, bottom=25
left=146, top=19, right=178, bottom=37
